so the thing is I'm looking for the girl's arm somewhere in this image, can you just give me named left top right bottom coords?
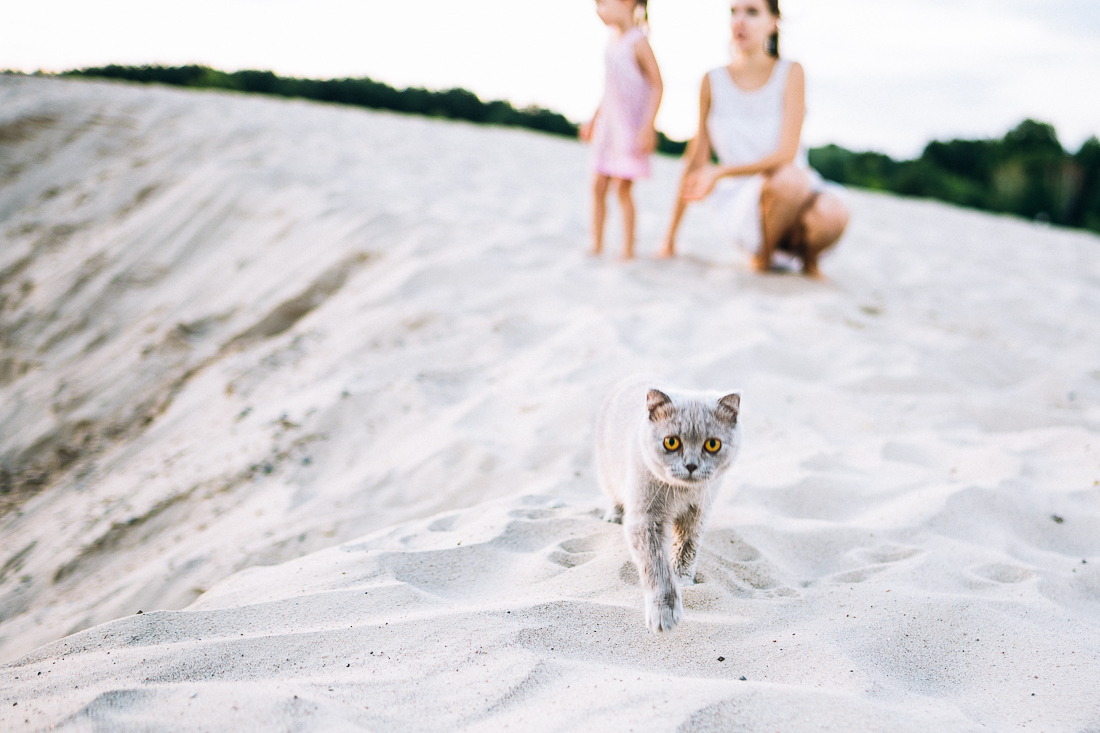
left=580, top=105, right=600, bottom=142
left=633, top=36, right=663, bottom=153
left=684, top=62, right=806, bottom=200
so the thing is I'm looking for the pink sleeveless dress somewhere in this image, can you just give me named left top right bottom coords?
left=591, top=26, right=653, bottom=180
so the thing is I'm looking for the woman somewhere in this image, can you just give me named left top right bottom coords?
left=659, top=0, right=848, bottom=277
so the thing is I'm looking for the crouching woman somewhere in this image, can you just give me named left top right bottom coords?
left=660, top=0, right=849, bottom=277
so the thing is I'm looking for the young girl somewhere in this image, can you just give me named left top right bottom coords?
left=581, top=0, right=663, bottom=259
left=660, top=0, right=848, bottom=277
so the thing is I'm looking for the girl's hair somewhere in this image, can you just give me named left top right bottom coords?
left=765, top=0, right=781, bottom=57
left=634, top=0, right=648, bottom=28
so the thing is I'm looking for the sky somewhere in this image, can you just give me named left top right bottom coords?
left=3, top=0, right=1098, bottom=158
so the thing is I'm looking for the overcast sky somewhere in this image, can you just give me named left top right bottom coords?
left=4, top=0, right=1098, bottom=157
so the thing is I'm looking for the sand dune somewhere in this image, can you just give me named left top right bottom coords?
left=1, top=75, right=1099, bottom=731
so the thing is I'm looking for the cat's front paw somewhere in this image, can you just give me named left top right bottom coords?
left=644, top=592, right=684, bottom=633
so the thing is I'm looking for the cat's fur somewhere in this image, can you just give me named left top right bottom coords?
left=596, top=376, right=742, bottom=633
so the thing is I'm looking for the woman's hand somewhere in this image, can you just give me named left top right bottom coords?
left=579, top=119, right=594, bottom=142
left=635, top=126, right=657, bottom=155
left=683, top=164, right=723, bottom=201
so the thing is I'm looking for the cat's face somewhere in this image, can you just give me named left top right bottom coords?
left=641, top=389, right=741, bottom=487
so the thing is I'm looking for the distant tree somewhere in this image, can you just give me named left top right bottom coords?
left=808, top=120, right=1100, bottom=234
left=1072, top=137, right=1100, bottom=230
left=656, top=132, right=687, bottom=157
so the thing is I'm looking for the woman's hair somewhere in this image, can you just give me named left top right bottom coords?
left=634, top=0, right=648, bottom=27
left=765, top=0, right=781, bottom=57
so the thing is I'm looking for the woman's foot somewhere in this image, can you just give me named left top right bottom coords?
left=801, top=259, right=823, bottom=279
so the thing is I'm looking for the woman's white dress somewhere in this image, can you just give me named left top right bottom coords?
left=705, top=59, right=822, bottom=254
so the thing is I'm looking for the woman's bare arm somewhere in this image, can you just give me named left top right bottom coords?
left=686, top=74, right=713, bottom=171
left=659, top=75, right=713, bottom=256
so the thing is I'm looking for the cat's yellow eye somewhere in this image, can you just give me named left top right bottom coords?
left=663, top=436, right=681, bottom=452
left=704, top=438, right=722, bottom=453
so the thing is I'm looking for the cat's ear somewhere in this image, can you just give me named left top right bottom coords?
left=646, top=389, right=675, bottom=422
left=716, top=393, right=741, bottom=425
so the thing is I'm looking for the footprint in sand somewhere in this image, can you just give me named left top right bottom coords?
left=705, top=528, right=762, bottom=562
left=546, top=534, right=602, bottom=569
left=693, top=531, right=783, bottom=593
left=733, top=562, right=780, bottom=590
left=427, top=515, right=459, bottom=532
left=508, top=508, right=557, bottom=520
left=829, top=565, right=891, bottom=584
left=559, top=535, right=602, bottom=554
left=972, top=562, right=1034, bottom=584
left=547, top=549, right=596, bottom=569
left=851, top=545, right=923, bottom=565
left=829, top=544, right=923, bottom=584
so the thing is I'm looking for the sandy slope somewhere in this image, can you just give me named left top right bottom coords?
left=1, top=75, right=1099, bottom=731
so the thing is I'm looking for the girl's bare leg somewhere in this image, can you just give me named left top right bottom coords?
left=617, top=178, right=636, bottom=259
left=757, top=164, right=813, bottom=272
left=591, top=174, right=611, bottom=255
left=659, top=138, right=701, bottom=258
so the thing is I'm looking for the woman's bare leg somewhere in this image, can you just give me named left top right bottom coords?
left=757, top=164, right=813, bottom=272
left=659, top=138, right=702, bottom=258
left=617, top=178, right=636, bottom=259
left=591, top=173, right=611, bottom=255
left=798, top=192, right=849, bottom=277
left=660, top=196, right=690, bottom=259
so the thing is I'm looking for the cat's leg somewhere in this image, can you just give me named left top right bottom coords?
left=672, top=504, right=703, bottom=586
left=603, top=503, right=625, bottom=524
left=673, top=489, right=718, bottom=585
left=624, top=514, right=683, bottom=633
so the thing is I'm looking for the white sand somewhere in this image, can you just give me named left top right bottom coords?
left=1, top=75, right=1099, bottom=731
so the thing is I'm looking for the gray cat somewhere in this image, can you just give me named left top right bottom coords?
left=596, top=376, right=742, bottom=633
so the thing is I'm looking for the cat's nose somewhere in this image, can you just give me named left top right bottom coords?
left=685, top=463, right=698, bottom=474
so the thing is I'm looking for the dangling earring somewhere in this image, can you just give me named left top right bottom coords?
left=766, top=30, right=779, bottom=57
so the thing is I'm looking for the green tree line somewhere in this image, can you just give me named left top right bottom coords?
left=61, top=64, right=578, bottom=138
left=58, top=65, right=688, bottom=155
left=809, top=121, right=1100, bottom=233
left=52, top=66, right=1100, bottom=233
